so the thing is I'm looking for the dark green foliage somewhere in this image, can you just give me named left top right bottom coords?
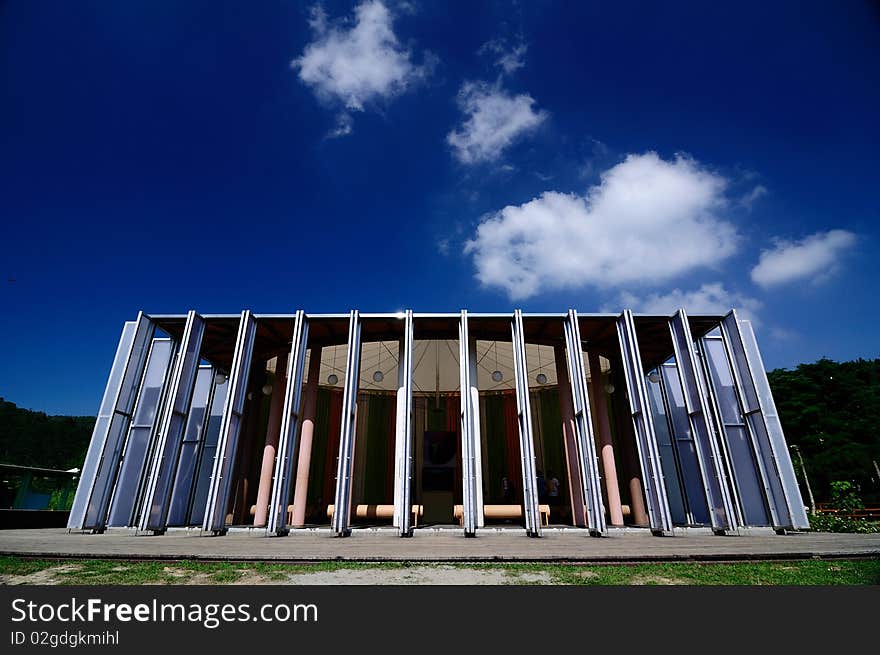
left=363, top=393, right=394, bottom=503
left=768, top=358, right=880, bottom=504
left=808, top=481, right=877, bottom=534
left=535, top=389, right=568, bottom=493
left=0, top=398, right=95, bottom=470
left=830, top=480, right=864, bottom=512
left=482, top=394, right=508, bottom=503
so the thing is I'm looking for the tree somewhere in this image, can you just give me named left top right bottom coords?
left=0, top=398, right=94, bottom=470
left=768, top=358, right=880, bottom=504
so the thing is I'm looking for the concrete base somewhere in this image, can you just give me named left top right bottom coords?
left=1, top=528, right=878, bottom=562
left=0, top=510, right=70, bottom=530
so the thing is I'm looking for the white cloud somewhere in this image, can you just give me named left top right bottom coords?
left=767, top=325, right=799, bottom=342
left=608, top=283, right=762, bottom=324
left=447, top=81, right=547, bottom=164
left=750, top=229, right=857, bottom=288
left=740, top=184, right=767, bottom=210
left=478, top=39, right=527, bottom=75
left=327, top=112, right=354, bottom=138
left=464, top=152, right=739, bottom=299
left=293, top=1, right=430, bottom=134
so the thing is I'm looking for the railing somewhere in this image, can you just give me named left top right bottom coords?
left=814, top=503, right=880, bottom=521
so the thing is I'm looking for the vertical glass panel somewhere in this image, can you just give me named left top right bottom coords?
left=189, top=380, right=227, bottom=526
left=106, top=427, right=152, bottom=526
left=739, top=322, right=807, bottom=528
left=183, top=369, right=212, bottom=444
left=669, top=311, right=732, bottom=530
left=729, top=336, right=761, bottom=411
left=746, top=412, right=789, bottom=522
left=659, top=365, right=710, bottom=524
left=83, top=417, right=127, bottom=527
left=97, top=328, right=136, bottom=415
left=132, top=362, right=168, bottom=425
left=268, top=311, right=310, bottom=534
left=106, top=339, right=174, bottom=526
left=646, top=374, right=687, bottom=525
left=721, top=313, right=795, bottom=527
left=205, top=311, right=257, bottom=532
left=132, top=388, right=163, bottom=426
left=703, top=338, right=769, bottom=526
left=704, top=340, right=740, bottom=419
left=563, top=310, right=605, bottom=534
left=166, top=367, right=213, bottom=526
left=143, top=314, right=205, bottom=530
left=616, top=311, right=671, bottom=532
left=68, top=321, right=138, bottom=529
left=740, top=326, right=775, bottom=411
left=331, top=312, right=361, bottom=535
left=511, top=311, right=541, bottom=536
left=69, top=415, right=110, bottom=528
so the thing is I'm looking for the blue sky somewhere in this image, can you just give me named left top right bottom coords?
left=1, top=1, right=878, bottom=415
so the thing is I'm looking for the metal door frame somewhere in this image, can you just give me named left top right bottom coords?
left=267, top=311, right=310, bottom=535
left=616, top=310, right=672, bottom=534
left=202, top=311, right=257, bottom=534
left=563, top=310, right=606, bottom=535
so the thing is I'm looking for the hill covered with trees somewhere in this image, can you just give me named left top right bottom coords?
left=0, top=398, right=94, bottom=471
left=768, top=358, right=880, bottom=504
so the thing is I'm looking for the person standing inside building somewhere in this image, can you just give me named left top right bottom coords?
left=501, top=474, right=512, bottom=503
left=547, top=470, right=560, bottom=506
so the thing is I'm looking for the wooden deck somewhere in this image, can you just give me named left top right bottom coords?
left=1, top=527, right=878, bottom=562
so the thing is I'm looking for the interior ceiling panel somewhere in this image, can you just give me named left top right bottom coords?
left=150, top=311, right=724, bottom=385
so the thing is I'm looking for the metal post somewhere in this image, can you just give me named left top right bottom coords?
left=554, top=345, right=587, bottom=527
left=266, top=311, right=309, bottom=535
left=332, top=311, right=362, bottom=537
left=203, top=310, right=257, bottom=534
left=668, top=309, right=736, bottom=533
left=394, top=310, right=415, bottom=537
left=458, top=310, right=481, bottom=535
left=140, top=311, right=206, bottom=533
left=616, top=310, right=673, bottom=535
left=790, top=444, right=815, bottom=515
left=562, top=310, right=606, bottom=535
left=511, top=310, right=542, bottom=537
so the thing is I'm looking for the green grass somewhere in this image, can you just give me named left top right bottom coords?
left=1, top=556, right=878, bottom=585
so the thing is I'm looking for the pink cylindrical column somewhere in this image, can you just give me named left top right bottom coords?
left=554, top=346, right=587, bottom=527
left=291, top=348, right=322, bottom=527
left=588, top=352, right=625, bottom=526
left=253, top=354, right=288, bottom=527
left=624, top=444, right=649, bottom=526
left=608, top=360, right=649, bottom=526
